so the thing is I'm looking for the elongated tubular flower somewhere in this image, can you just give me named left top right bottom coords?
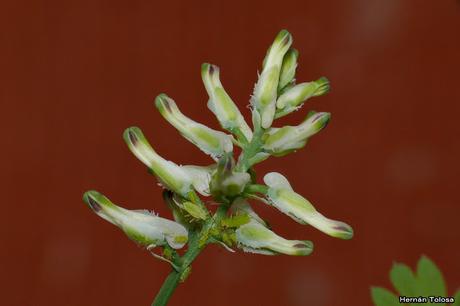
left=155, top=94, right=233, bottom=160
left=123, top=127, right=192, bottom=197
left=252, top=30, right=292, bottom=129
left=83, top=190, right=188, bottom=249
left=236, top=220, right=313, bottom=256
left=275, top=77, right=330, bottom=119
left=278, top=48, right=299, bottom=91
left=231, top=198, right=313, bottom=256
left=263, top=112, right=330, bottom=156
left=201, top=63, right=253, bottom=141
left=263, top=172, right=353, bottom=240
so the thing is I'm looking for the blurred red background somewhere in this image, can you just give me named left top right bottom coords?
left=1, top=0, right=459, bottom=305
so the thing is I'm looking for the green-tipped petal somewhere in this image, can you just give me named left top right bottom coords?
left=83, top=190, right=188, bottom=249
left=155, top=94, right=233, bottom=160
left=264, top=172, right=353, bottom=240
left=201, top=63, right=253, bottom=141
left=252, top=30, right=293, bottom=128
left=236, top=220, right=313, bottom=256
left=263, top=112, right=330, bottom=156
left=123, top=127, right=192, bottom=196
left=278, top=48, right=299, bottom=90
left=275, top=77, right=330, bottom=119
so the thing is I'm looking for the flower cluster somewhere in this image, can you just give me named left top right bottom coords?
left=83, top=29, right=353, bottom=271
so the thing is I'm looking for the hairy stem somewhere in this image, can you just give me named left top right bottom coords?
left=152, top=205, right=229, bottom=306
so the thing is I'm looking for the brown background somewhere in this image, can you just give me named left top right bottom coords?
left=1, top=0, right=459, bottom=305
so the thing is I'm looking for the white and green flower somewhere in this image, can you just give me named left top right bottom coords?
left=83, top=190, right=188, bottom=249
left=264, top=172, right=353, bottom=240
left=263, top=112, right=330, bottom=156
left=278, top=48, right=299, bottom=91
left=236, top=220, right=313, bottom=256
left=155, top=94, right=233, bottom=160
left=275, top=77, right=330, bottom=118
left=201, top=63, right=253, bottom=141
left=252, top=30, right=292, bottom=129
left=123, top=127, right=192, bottom=197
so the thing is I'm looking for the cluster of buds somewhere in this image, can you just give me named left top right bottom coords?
left=84, top=30, right=353, bottom=274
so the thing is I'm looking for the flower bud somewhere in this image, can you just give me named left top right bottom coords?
left=155, top=94, right=233, bottom=160
left=83, top=190, right=188, bottom=249
left=263, top=172, right=353, bottom=240
left=123, top=127, right=192, bottom=197
left=263, top=112, right=331, bottom=156
left=210, top=154, right=250, bottom=197
left=275, top=77, right=330, bottom=119
left=278, top=48, right=299, bottom=91
left=236, top=220, right=313, bottom=256
left=201, top=63, right=253, bottom=141
left=252, top=30, right=293, bottom=128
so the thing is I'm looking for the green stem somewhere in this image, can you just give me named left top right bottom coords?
left=152, top=271, right=182, bottom=306
left=151, top=205, right=229, bottom=306
left=236, top=127, right=265, bottom=172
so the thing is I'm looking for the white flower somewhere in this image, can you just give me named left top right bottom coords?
left=123, top=127, right=192, bottom=197
left=201, top=63, right=253, bottom=141
left=83, top=190, right=188, bottom=249
left=264, top=172, right=353, bottom=239
left=252, top=30, right=292, bottom=128
left=275, top=77, right=330, bottom=118
left=155, top=94, right=233, bottom=160
left=263, top=112, right=331, bottom=156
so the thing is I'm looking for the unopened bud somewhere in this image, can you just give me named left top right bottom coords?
left=236, top=220, right=313, bottom=256
left=252, top=30, right=293, bottom=128
left=278, top=48, right=299, bottom=91
left=263, top=112, right=331, bottom=156
left=275, top=77, right=330, bottom=118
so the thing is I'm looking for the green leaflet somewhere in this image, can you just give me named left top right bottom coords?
left=415, top=255, right=446, bottom=297
left=372, top=256, right=452, bottom=306
left=389, top=263, right=417, bottom=297
left=371, top=287, right=400, bottom=306
left=453, top=291, right=460, bottom=306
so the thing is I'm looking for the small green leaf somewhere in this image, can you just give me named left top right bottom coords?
left=416, top=255, right=446, bottom=297
left=452, top=290, right=460, bottom=306
left=389, top=263, right=417, bottom=296
left=371, top=287, right=400, bottom=306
